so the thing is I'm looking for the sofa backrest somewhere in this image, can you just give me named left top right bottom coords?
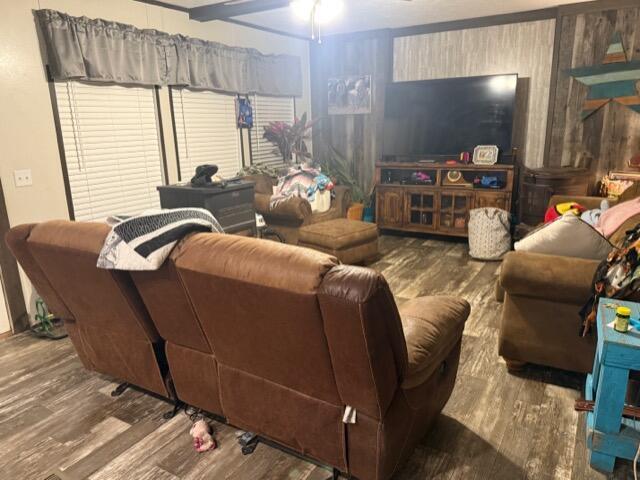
left=242, top=173, right=275, bottom=195
left=173, top=232, right=409, bottom=469
left=175, top=233, right=341, bottom=402
left=4, top=223, right=95, bottom=370
left=130, top=243, right=211, bottom=353
left=27, top=221, right=159, bottom=341
left=130, top=241, right=223, bottom=415
left=318, top=265, right=409, bottom=420
left=5, top=223, right=73, bottom=320
left=20, top=220, right=169, bottom=397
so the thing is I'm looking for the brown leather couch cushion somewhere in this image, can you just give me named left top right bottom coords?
left=28, top=221, right=160, bottom=341
left=175, top=233, right=348, bottom=469
left=319, top=265, right=409, bottom=420
left=24, top=220, right=169, bottom=397
left=175, top=233, right=341, bottom=402
left=299, top=218, right=378, bottom=249
left=5, top=223, right=95, bottom=369
left=131, top=243, right=211, bottom=353
left=500, top=251, right=598, bottom=304
left=399, top=296, right=470, bottom=389
left=131, top=240, right=222, bottom=415
left=5, top=223, right=73, bottom=320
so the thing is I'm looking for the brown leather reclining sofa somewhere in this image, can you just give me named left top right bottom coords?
left=7, top=220, right=470, bottom=480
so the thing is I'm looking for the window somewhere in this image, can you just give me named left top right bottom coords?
left=250, top=95, right=295, bottom=167
left=55, top=81, right=165, bottom=222
left=171, top=88, right=242, bottom=180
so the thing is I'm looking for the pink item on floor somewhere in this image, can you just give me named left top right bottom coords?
left=190, top=419, right=216, bottom=453
left=596, top=197, right=640, bottom=238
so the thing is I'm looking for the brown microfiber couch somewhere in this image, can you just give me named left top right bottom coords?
left=497, top=194, right=640, bottom=374
left=7, top=220, right=470, bottom=480
left=245, top=173, right=352, bottom=244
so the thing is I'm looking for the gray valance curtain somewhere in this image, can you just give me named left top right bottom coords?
left=35, top=9, right=302, bottom=97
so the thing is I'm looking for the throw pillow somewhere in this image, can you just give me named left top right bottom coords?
left=515, top=214, right=613, bottom=260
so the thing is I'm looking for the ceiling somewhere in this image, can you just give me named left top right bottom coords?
left=158, top=0, right=594, bottom=37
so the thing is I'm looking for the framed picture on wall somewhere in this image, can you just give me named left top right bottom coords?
left=328, top=75, right=372, bottom=115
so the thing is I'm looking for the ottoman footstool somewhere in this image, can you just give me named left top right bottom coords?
left=298, top=218, right=379, bottom=264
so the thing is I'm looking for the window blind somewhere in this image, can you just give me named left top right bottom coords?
left=55, top=81, right=165, bottom=222
left=171, top=88, right=242, bottom=180
left=250, top=95, right=295, bottom=167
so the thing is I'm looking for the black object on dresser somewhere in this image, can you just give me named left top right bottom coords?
left=158, top=180, right=256, bottom=235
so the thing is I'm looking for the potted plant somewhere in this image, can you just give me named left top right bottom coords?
left=316, top=143, right=373, bottom=221
left=262, top=113, right=315, bottom=164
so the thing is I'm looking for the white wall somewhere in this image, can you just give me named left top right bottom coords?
left=0, top=0, right=312, bottom=321
left=0, top=269, right=10, bottom=334
left=394, top=19, right=556, bottom=168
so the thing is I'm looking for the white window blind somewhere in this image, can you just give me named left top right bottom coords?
left=171, top=88, right=242, bottom=180
left=55, top=81, right=164, bottom=222
left=250, top=95, right=295, bottom=167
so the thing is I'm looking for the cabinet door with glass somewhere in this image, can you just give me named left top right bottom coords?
left=404, top=190, right=438, bottom=231
left=439, top=191, right=473, bottom=234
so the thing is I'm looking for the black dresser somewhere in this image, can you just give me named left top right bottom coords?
left=157, top=180, right=256, bottom=235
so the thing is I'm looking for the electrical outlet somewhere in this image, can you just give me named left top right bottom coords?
left=14, top=169, right=33, bottom=187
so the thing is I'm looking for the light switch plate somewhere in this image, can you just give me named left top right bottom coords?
left=14, top=169, right=33, bottom=187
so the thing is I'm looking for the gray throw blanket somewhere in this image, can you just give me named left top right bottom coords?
left=97, top=208, right=223, bottom=271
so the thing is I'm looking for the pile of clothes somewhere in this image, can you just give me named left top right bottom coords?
left=269, top=166, right=334, bottom=212
left=581, top=222, right=640, bottom=335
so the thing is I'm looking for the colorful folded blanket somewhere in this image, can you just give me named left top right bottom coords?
left=270, top=166, right=334, bottom=209
left=97, top=208, right=223, bottom=270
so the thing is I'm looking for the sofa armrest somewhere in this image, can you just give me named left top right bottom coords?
left=255, top=193, right=313, bottom=222
left=548, top=195, right=613, bottom=210
left=500, top=251, right=599, bottom=304
left=254, top=193, right=271, bottom=216
left=399, top=296, right=470, bottom=389
left=332, top=185, right=352, bottom=217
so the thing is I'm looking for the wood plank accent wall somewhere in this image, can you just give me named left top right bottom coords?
left=546, top=5, right=640, bottom=179
left=310, top=32, right=393, bottom=195
left=393, top=20, right=556, bottom=168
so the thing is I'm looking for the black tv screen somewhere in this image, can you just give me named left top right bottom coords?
left=382, top=74, right=517, bottom=158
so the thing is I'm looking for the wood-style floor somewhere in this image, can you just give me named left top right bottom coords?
left=0, top=235, right=633, bottom=479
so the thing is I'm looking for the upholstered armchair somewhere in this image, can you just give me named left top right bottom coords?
left=245, top=174, right=352, bottom=244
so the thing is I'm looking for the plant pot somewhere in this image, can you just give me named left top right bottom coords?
left=347, top=203, right=364, bottom=220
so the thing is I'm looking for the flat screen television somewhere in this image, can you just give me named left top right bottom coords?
left=382, top=74, right=517, bottom=160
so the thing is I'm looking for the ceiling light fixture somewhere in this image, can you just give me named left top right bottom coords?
left=291, top=0, right=343, bottom=43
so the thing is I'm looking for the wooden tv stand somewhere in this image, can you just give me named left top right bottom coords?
left=375, top=162, right=515, bottom=237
